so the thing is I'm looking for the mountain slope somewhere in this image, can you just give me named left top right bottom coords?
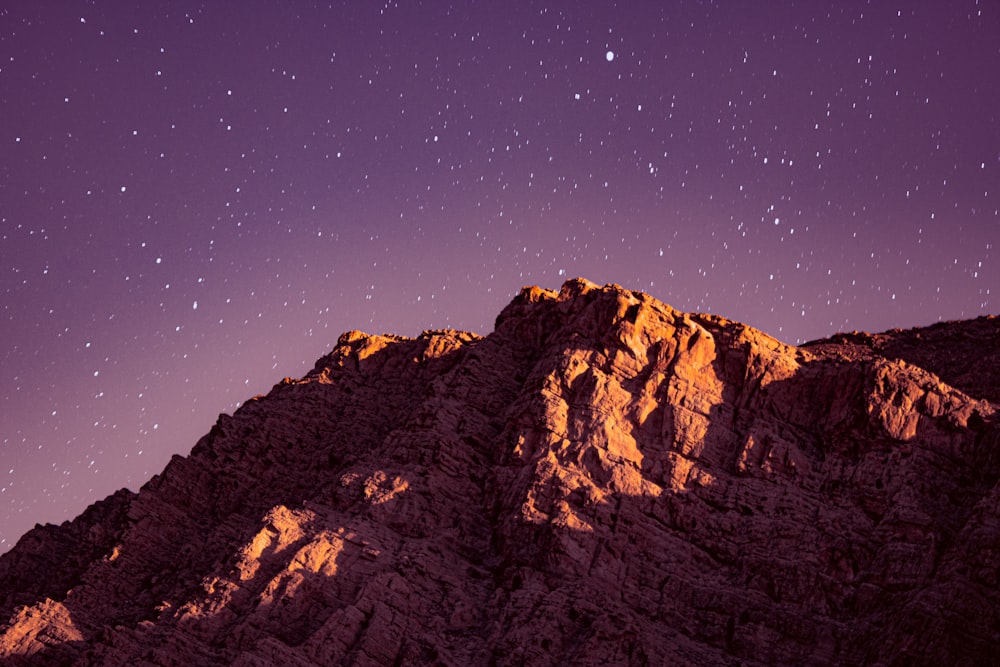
left=1, top=279, right=998, bottom=665
left=803, top=314, right=1000, bottom=404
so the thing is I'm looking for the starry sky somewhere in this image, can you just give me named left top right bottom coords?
left=2, top=1, right=998, bottom=552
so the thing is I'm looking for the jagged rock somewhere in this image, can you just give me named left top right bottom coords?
left=1, top=278, right=998, bottom=665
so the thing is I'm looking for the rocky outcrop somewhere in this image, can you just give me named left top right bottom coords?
left=804, top=314, right=1000, bottom=405
left=1, top=278, right=997, bottom=665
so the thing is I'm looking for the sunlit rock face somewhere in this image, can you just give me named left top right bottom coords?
left=1, top=278, right=998, bottom=666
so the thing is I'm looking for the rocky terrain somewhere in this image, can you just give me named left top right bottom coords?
left=1, top=278, right=998, bottom=666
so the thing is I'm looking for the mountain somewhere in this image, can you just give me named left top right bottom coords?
left=1, top=278, right=998, bottom=666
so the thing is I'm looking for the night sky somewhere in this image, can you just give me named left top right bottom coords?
left=2, top=2, right=997, bottom=551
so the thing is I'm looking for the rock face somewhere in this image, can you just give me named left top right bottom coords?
left=1, top=278, right=998, bottom=666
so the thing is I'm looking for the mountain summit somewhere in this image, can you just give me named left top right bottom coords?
left=2, top=279, right=998, bottom=665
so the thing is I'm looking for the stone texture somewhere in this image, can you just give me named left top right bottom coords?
left=1, top=278, right=998, bottom=665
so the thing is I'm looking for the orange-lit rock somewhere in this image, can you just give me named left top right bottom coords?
left=1, top=279, right=998, bottom=665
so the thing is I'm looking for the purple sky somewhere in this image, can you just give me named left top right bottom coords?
left=2, top=2, right=997, bottom=551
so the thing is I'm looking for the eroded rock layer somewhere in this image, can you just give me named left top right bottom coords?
left=1, top=279, right=998, bottom=665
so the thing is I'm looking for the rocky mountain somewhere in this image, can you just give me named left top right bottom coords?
left=1, top=278, right=998, bottom=666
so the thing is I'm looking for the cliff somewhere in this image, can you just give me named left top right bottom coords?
left=1, top=279, right=998, bottom=665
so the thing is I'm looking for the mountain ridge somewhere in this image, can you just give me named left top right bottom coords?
left=1, top=278, right=998, bottom=665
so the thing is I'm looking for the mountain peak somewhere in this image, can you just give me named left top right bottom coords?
left=2, top=280, right=998, bottom=664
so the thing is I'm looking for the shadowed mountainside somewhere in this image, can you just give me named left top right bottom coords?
left=804, top=314, right=1000, bottom=404
left=1, top=279, right=998, bottom=665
